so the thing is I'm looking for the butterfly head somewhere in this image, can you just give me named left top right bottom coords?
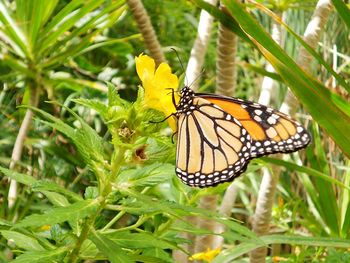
left=176, top=86, right=195, bottom=113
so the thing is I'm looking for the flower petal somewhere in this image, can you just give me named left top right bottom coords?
left=135, top=54, right=155, bottom=81
left=135, top=54, right=180, bottom=131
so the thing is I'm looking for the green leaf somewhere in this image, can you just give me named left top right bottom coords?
left=38, top=0, right=105, bottom=54
left=213, top=235, right=350, bottom=262
left=50, top=77, right=107, bottom=92
left=243, top=63, right=283, bottom=82
left=89, top=231, right=133, bottom=263
left=120, top=190, right=259, bottom=241
left=41, top=191, right=70, bottom=207
left=0, top=166, right=36, bottom=186
left=253, top=1, right=350, bottom=93
left=26, top=105, right=106, bottom=166
left=11, top=247, right=67, bottom=263
left=116, top=163, right=175, bottom=187
left=340, top=163, right=350, bottom=237
left=191, top=0, right=252, bottom=44
left=104, top=231, right=178, bottom=250
left=79, top=36, right=138, bottom=57
left=141, top=248, right=173, bottom=263
left=307, top=126, right=340, bottom=235
left=52, top=2, right=126, bottom=57
left=0, top=218, right=12, bottom=226
left=0, top=0, right=29, bottom=58
left=16, top=199, right=99, bottom=228
left=32, top=180, right=82, bottom=202
left=1, top=230, right=45, bottom=251
left=1, top=54, right=35, bottom=77
left=73, top=98, right=108, bottom=119
left=262, top=157, right=350, bottom=190
left=212, top=241, right=261, bottom=263
left=332, top=0, right=350, bottom=29
left=262, top=235, right=350, bottom=248
left=25, top=0, right=47, bottom=50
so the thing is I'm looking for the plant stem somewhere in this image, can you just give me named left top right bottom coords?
left=126, top=0, right=165, bottom=65
left=8, top=84, right=39, bottom=210
left=67, top=146, right=125, bottom=262
left=68, top=210, right=101, bottom=263
left=102, top=211, right=126, bottom=231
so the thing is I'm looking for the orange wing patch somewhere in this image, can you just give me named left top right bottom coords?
left=204, top=97, right=266, bottom=140
left=205, top=98, right=250, bottom=119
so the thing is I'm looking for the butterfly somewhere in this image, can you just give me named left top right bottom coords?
left=173, top=86, right=311, bottom=187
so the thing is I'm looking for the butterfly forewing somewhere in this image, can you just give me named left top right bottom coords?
left=175, top=97, right=251, bottom=187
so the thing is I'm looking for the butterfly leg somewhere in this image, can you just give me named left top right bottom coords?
left=171, top=131, right=178, bottom=144
left=149, top=113, right=176, bottom=124
left=165, top=88, right=177, bottom=108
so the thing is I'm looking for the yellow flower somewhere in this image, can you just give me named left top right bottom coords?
left=135, top=54, right=179, bottom=130
left=272, top=256, right=288, bottom=262
left=40, top=225, right=51, bottom=231
left=189, top=247, right=221, bottom=262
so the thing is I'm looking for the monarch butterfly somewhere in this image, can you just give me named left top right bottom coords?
left=173, top=86, right=311, bottom=187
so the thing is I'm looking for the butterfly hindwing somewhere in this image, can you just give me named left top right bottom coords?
left=199, top=94, right=311, bottom=158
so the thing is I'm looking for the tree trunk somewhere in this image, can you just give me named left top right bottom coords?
left=126, top=0, right=165, bottom=65
left=215, top=5, right=238, bottom=96
left=185, top=0, right=218, bottom=91
left=8, top=86, right=40, bottom=209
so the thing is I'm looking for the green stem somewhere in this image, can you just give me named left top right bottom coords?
left=156, top=218, right=174, bottom=236
left=99, top=215, right=147, bottom=235
left=102, top=211, right=126, bottom=231
left=67, top=146, right=126, bottom=262
left=67, top=212, right=99, bottom=263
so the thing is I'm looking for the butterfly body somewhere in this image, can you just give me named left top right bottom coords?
left=174, top=86, right=310, bottom=187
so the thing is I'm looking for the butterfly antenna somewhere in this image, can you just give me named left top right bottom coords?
left=188, top=68, right=205, bottom=89
left=170, top=47, right=188, bottom=87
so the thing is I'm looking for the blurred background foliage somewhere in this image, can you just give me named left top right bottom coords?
left=0, top=0, right=349, bottom=262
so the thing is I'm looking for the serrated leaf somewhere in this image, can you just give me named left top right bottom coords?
left=131, top=254, right=173, bottom=263
left=16, top=199, right=99, bottom=228
left=41, top=191, right=70, bottom=207
left=119, top=191, right=258, bottom=241
left=1, top=230, right=44, bottom=251
left=0, top=166, right=36, bottom=186
left=116, top=163, right=174, bottom=187
left=104, top=231, right=178, bottom=250
left=79, top=239, right=99, bottom=259
left=89, top=231, right=133, bottom=263
left=0, top=218, right=12, bottom=226
left=27, top=105, right=105, bottom=166
left=11, top=247, right=67, bottom=263
left=32, top=180, right=82, bottom=202
left=73, top=98, right=108, bottom=118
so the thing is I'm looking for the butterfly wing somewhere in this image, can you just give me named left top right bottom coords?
left=176, top=97, right=252, bottom=187
left=199, top=94, right=311, bottom=158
